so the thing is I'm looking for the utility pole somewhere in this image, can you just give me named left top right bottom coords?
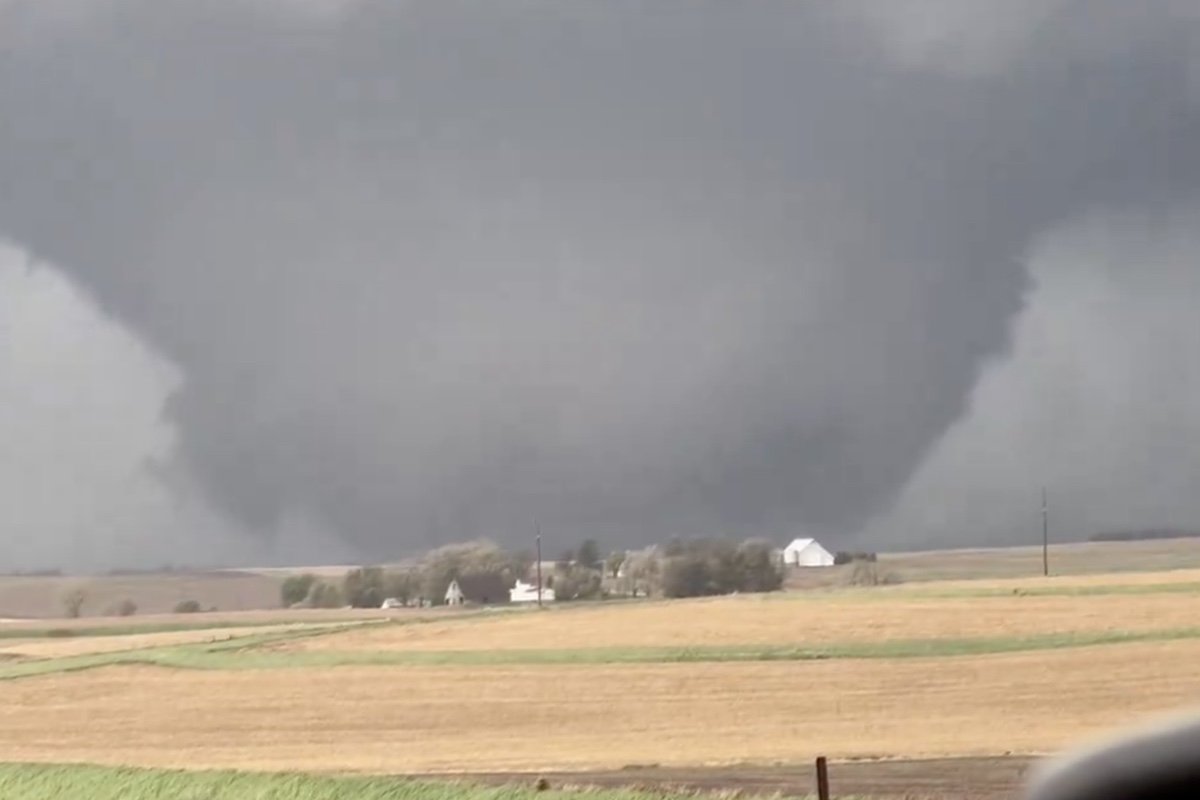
left=1042, top=487, right=1050, bottom=577
left=535, top=523, right=543, bottom=609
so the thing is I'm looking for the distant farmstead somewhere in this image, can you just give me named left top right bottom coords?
left=444, top=574, right=510, bottom=606
left=781, top=537, right=835, bottom=567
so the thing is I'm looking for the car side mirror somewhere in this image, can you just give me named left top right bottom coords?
left=1027, top=714, right=1200, bottom=800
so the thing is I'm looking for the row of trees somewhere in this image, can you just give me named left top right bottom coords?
left=281, top=541, right=533, bottom=609
left=282, top=536, right=786, bottom=609
left=59, top=589, right=210, bottom=618
left=659, top=539, right=783, bottom=598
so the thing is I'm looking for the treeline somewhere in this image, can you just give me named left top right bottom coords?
left=281, top=541, right=537, bottom=609
left=659, top=539, right=783, bottom=597
left=281, top=536, right=785, bottom=608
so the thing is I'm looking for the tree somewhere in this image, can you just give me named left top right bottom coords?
left=342, top=567, right=386, bottom=608
left=605, top=551, right=626, bottom=579
left=733, top=539, right=784, bottom=593
left=553, top=564, right=603, bottom=602
left=418, top=541, right=523, bottom=604
left=659, top=538, right=783, bottom=598
left=61, top=588, right=87, bottom=618
left=383, top=567, right=420, bottom=606
left=622, top=547, right=661, bottom=597
left=115, top=599, right=138, bottom=617
left=661, top=553, right=711, bottom=598
left=305, top=582, right=343, bottom=608
left=174, top=599, right=202, bottom=614
left=281, top=574, right=318, bottom=607
left=576, top=539, right=600, bottom=570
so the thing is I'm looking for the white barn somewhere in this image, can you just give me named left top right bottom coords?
left=781, top=537, right=835, bottom=567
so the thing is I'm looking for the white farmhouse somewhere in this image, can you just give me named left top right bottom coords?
left=509, top=579, right=555, bottom=604
left=781, top=537, right=835, bottom=567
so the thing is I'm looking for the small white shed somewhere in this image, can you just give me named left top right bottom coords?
left=782, top=537, right=835, bottom=567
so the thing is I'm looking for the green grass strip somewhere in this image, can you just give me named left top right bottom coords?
left=6, top=625, right=1200, bottom=680
left=0, top=763, right=826, bottom=800
left=0, top=616, right=381, bottom=641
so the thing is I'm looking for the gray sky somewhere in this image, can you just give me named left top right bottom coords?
left=1, top=1, right=1199, bottom=569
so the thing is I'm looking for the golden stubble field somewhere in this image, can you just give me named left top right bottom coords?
left=1, top=641, right=1199, bottom=773
left=3, top=567, right=1200, bottom=776
left=0, top=621, right=361, bottom=659
left=285, top=573, right=1200, bottom=653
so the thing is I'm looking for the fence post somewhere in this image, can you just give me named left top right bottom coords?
left=815, top=755, right=830, bottom=800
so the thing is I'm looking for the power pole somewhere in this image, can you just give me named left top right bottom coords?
left=535, top=523, right=543, bottom=609
left=1042, top=487, right=1050, bottom=577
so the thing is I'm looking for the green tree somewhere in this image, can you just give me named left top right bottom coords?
left=553, top=564, right=603, bottom=602
left=383, top=568, right=420, bottom=605
left=733, top=539, right=784, bottom=592
left=342, top=567, right=386, bottom=608
left=305, top=581, right=344, bottom=608
left=661, top=553, right=710, bottom=598
left=173, top=599, right=202, bottom=614
left=576, top=539, right=600, bottom=569
left=658, top=538, right=783, bottom=598
left=281, top=573, right=318, bottom=607
left=418, top=541, right=523, bottom=604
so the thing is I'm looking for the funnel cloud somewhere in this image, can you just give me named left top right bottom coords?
left=1, top=2, right=1199, bottom=568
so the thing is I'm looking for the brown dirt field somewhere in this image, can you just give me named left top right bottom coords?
left=0, top=571, right=284, bottom=618
left=1, top=640, right=1197, bottom=774
left=284, top=588, right=1200, bottom=653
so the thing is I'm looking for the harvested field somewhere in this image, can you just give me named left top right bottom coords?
left=286, top=586, right=1200, bottom=653
left=877, top=538, right=1200, bottom=583
left=1, top=640, right=1198, bottom=773
left=904, top=567, right=1200, bottom=593
left=0, top=621, right=356, bottom=659
left=0, top=607, right=402, bottom=636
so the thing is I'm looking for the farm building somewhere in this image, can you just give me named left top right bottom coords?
left=509, top=579, right=555, bottom=604
left=444, top=573, right=510, bottom=606
left=781, top=537, right=835, bottom=567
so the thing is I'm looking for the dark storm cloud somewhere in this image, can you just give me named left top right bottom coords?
left=1, top=1, right=1198, bottom=558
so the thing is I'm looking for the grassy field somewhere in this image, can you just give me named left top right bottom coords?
left=0, top=764, right=780, bottom=800
left=0, top=620, right=367, bottom=660
left=279, top=575, right=1200, bottom=653
left=4, top=547, right=1200, bottom=797
left=1, top=568, right=1200, bottom=777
